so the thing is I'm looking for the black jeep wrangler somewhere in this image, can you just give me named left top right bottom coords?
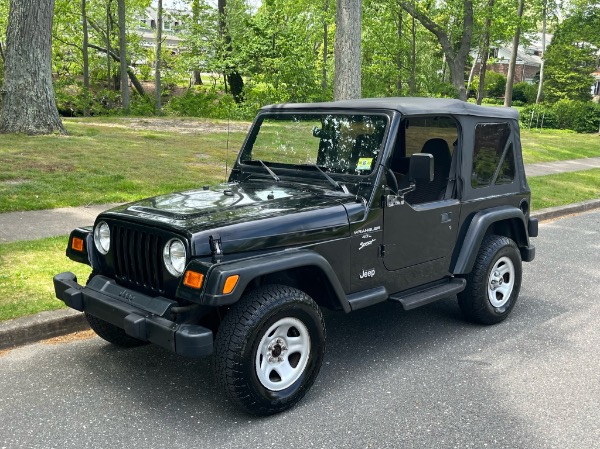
left=54, top=98, right=538, bottom=415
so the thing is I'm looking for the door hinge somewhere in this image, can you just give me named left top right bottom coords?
left=379, top=244, right=386, bottom=257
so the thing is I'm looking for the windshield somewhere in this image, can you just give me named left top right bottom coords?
left=241, top=113, right=388, bottom=176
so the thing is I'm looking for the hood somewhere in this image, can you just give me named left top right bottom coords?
left=101, top=181, right=365, bottom=256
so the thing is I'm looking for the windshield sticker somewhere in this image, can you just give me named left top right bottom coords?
left=356, top=158, right=373, bottom=171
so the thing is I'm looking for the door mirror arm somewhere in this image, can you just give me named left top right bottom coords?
left=385, top=182, right=416, bottom=208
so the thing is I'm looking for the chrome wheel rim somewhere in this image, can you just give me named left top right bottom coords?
left=255, top=317, right=310, bottom=391
left=487, top=256, right=515, bottom=308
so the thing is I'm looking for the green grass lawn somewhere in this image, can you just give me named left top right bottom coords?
left=0, top=117, right=249, bottom=212
left=0, top=117, right=598, bottom=213
left=529, top=168, right=600, bottom=210
left=0, top=236, right=91, bottom=321
left=520, top=128, right=600, bottom=163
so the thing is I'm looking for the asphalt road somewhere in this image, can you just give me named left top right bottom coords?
left=1, top=211, right=599, bottom=449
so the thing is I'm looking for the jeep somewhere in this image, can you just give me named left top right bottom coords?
left=54, top=98, right=538, bottom=415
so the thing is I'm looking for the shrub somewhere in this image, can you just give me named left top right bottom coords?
left=485, top=72, right=507, bottom=98
left=520, top=100, right=600, bottom=133
left=165, top=88, right=258, bottom=121
left=512, top=82, right=538, bottom=104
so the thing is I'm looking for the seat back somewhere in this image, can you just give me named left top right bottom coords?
left=405, top=138, right=452, bottom=204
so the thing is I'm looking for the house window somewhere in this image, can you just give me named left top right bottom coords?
left=472, top=123, right=514, bottom=188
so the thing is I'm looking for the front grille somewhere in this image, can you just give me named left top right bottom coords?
left=112, top=224, right=165, bottom=293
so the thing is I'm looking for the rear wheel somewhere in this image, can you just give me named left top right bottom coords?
left=458, top=235, right=522, bottom=324
left=214, top=285, right=325, bottom=416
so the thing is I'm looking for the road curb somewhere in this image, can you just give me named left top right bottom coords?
left=0, top=309, right=89, bottom=351
left=1, top=198, right=599, bottom=351
left=531, top=198, right=600, bottom=222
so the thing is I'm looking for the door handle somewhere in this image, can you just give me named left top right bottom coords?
left=441, top=212, right=452, bottom=223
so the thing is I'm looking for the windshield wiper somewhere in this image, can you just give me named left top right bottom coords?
left=256, top=159, right=280, bottom=182
left=306, top=164, right=349, bottom=194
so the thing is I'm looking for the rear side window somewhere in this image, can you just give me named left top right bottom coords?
left=471, top=123, right=515, bottom=188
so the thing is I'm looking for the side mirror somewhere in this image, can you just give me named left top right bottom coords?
left=409, top=153, right=434, bottom=182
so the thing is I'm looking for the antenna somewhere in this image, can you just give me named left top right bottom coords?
left=224, top=104, right=231, bottom=183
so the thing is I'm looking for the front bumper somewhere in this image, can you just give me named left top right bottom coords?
left=53, top=272, right=213, bottom=357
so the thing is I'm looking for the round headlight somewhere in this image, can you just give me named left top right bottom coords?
left=93, top=221, right=111, bottom=255
left=163, top=238, right=187, bottom=277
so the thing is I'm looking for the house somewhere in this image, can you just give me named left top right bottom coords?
left=474, top=33, right=553, bottom=85
left=137, top=6, right=187, bottom=53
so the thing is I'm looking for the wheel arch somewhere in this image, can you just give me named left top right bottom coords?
left=452, top=206, right=528, bottom=275
left=199, top=250, right=351, bottom=312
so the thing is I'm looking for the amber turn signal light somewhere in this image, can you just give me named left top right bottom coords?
left=71, top=237, right=84, bottom=252
left=222, top=275, right=239, bottom=295
left=183, top=270, right=204, bottom=289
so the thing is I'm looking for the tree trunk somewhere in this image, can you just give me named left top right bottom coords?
left=0, top=0, right=65, bottom=135
left=82, top=0, right=90, bottom=116
left=117, top=0, right=129, bottom=112
left=322, top=0, right=329, bottom=95
left=106, top=0, right=112, bottom=89
left=396, top=7, right=403, bottom=95
left=334, top=0, right=362, bottom=100
left=536, top=1, right=546, bottom=104
left=218, top=0, right=244, bottom=103
left=504, top=0, right=524, bottom=107
left=191, top=0, right=202, bottom=85
left=0, top=40, right=5, bottom=62
left=467, top=51, right=478, bottom=92
left=409, top=14, right=416, bottom=95
left=155, top=0, right=163, bottom=112
left=477, top=0, right=495, bottom=105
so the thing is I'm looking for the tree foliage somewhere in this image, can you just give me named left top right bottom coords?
left=544, top=4, right=599, bottom=102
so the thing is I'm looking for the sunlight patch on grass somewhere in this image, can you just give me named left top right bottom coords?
left=0, top=236, right=91, bottom=321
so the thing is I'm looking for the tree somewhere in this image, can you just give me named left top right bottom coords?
left=535, top=0, right=547, bottom=104
left=191, top=0, right=203, bottom=85
left=155, top=0, right=163, bottom=112
left=334, top=0, right=362, bottom=100
left=400, top=0, right=473, bottom=101
left=476, top=0, right=495, bottom=105
left=0, top=0, right=65, bottom=134
left=117, top=0, right=130, bottom=112
left=218, top=0, right=244, bottom=102
left=82, top=0, right=90, bottom=116
left=504, top=0, right=524, bottom=107
left=544, top=5, right=599, bottom=102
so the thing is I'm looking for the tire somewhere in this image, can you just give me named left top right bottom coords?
left=458, top=235, right=522, bottom=325
left=84, top=272, right=148, bottom=348
left=214, top=284, right=326, bottom=416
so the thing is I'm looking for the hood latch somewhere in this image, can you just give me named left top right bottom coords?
left=209, top=234, right=223, bottom=261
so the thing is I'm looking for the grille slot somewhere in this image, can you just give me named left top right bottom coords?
left=112, top=224, right=164, bottom=293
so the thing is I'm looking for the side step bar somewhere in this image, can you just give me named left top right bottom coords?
left=389, top=278, right=466, bottom=311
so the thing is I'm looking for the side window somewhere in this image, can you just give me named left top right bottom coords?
left=391, top=116, right=459, bottom=204
left=472, top=123, right=514, bottom=188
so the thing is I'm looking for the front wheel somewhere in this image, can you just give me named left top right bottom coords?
left=458, top=235, right=522, bottom=325
left=214, top=285, right=325, bottom=416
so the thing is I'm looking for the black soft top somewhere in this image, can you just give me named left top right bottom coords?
left=261, top=97, right=519, bottom=120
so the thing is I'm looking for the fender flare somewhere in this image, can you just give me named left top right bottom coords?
left=179, top=249, right=351, bottom=312
left=452, top=206, right=528, bottom=275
